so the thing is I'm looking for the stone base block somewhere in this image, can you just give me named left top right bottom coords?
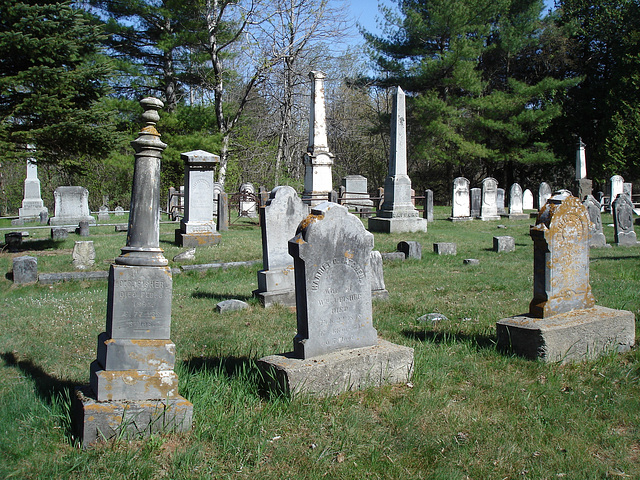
left=367, top=216, right=427, bottom=233
left=72, top=386, right=192, bottom=447
left=90, top=362, right=179, bottom=401
left=253, top=288, right=296, bottom=308
left=615, top=231, right=638, bottom=246
left=372, top=289, right=390, bottom=300
left=257, top=339, right=414, bottom=398
left=507, top=213, right=529, bottom=220
left=434, top=242, right=457, bottom=255
left=49, top=216, right=96, bottom=226
left=496, top=306, right=635, bottom=364
left=257, top=268, right=295, bottom=292
left=96, top=333, right=176, bottom=371
left=493, top=236, right=515, bottom=253
left=448, top=216, right=473, bottom=222
left=479, top=215, right=501, bottom=221
left=175, top=230, right=221, bottom=247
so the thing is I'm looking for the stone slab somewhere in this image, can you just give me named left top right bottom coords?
left=180, top=260, right=260, bottom=272
left=257, top=267, right=295, bottom=292
left=12, top=255, right=37, bottom=284
left=463, top=258, right=479, bottom=265
left=493, top=236, right=515, bottom=253
left=175, top=230, right=221, bottom=247
left=39, top=271, right=109, bottom=284
left=72, top=386, right=192, bottom=447
left=90, top=361, right=179, bottom=401
left=367, top=216, right=427, bottom=233
left=258, top=339, right=414, bottom=398
left=216, top=299, right=249, bottom=312
left=496, top=306, right=635, bottom=364
left=254, top=289, right=297, bottom=308
left=96, top=333, right=176, bottom=371
left=397, top=240, right=422, bottom=259
left=434, top=243, right=457, bottom=255
left=380, top=252, right=405, bottom=261
left=507, top=213, right=529, bottom=220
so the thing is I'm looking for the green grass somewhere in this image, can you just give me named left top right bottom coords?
left=1, top=207, right=639, bottom=479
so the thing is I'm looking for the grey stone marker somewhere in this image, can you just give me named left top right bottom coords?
left=13, top=256, right=37, bottom=284
left=341, top=175, right=373, bottom=207
left=612, top=193, right=638, bottom=246
left=77, top=220, right=90, bottom=236
left=254, top=186, right=309, bottom=307
left=470, top=188, right=481, bottom=217
left=369, top=250, right=389, bottom=299
left=175, top=150, right=222, bottom=247
left=508, top=183, right=528, bottom=220
left=423, top=189, right=434, bottom=222
left=98, top=206, right=110, bottom=222
left=216, top=299, right=249, bottom=313
left=73, top=98, right=192, bottom=447
left=497, top=193, right=635, bottom=363
left=434, top=242, right=456, bottom=255
left=397, top=240, right=422, bottom=259
left=449, top=177, right=472, bottom=221
left=496, top=188, right=506, bottom=215
left=583, top=195, right=608, bottom=248
left=480, top=178, right=500, bottom=221
left=51, top=227, right=68, bottom=241
left=538, top=182, right=552, bottom=209
left=610, top=175, right=624, bottom=211
left=212, top=182, right=223, bottom=217
left=72, top=241, right=95, bottom=269
left=217, top=192, right=229, bottom=231
left=18, top=156, right=48, bottom=221
left=258, top=202, right=413, bottom=397
left=49, top=186, right=96, bottom=226
left=368, top=87, right=427, bottom=233
left=493, top=236, right=515, bottom=253
left=114, top=206, right=125, bottom=216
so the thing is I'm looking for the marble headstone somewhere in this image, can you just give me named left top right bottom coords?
left=508, top=183, right=528, bottom=219
left=18, top=158, right=48, bottom=220
left=341, top=175, right=373, bottom=207
left=538, top=182, right=552, bottom=210
left=496, top=188, right=506, bottom=215
left=450, top=177, right=471, bottom=221
left=480, top=178, right=500, bottom=221
left=49, top=186, right=95, bottom=226
left=583, top=195, right=608, bottom=248
left=522, top=189, right=534, bottom=210
left=470, top=188, right=481, bottom=217
left=610, top=175, right=624, bottom=209
left=612, top=193, right=638, bottom=246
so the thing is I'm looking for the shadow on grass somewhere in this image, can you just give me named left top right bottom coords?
left=12, top=239, right=65, bottom=252
left=401, top=328, right=496, bottom=351
left=191, top=291, right=253, bottom=302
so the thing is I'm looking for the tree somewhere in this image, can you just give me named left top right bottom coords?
left=0, top=0, right=119, bottom=174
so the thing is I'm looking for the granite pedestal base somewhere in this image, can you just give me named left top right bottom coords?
left=175, top=230, right=221, bottom=247
left=254, top=268, right=296, bottom=307
left=73, top=386, right=192, bottom=447
left=367, top=216, right=427, bottom=233
left=507, top=213, right=529, bottom=220
left=448, top=216, right=473, bottom=222
left=496, top=306, right=635, bottom=364
left=258, top=339, right=414, bottom=397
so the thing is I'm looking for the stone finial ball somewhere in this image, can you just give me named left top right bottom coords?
left=140, top=97, right=164, bottom=124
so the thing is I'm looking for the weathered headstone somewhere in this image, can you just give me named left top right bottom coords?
left=254, top=186, right=308, bottom=307
left=522, top=189, right=534, bottom=210
left=12, top=255, right=37, bottom=284
left=497, top=193, right=635, bottom=363
left=423, top=189, right=434, bottom=222
left=18, top=156, right=48, bottom=221
left=496, top=188, right=506, bottom=215
left=72, top=241, right=95, bottom=269
left=73, top=98, right=192, bottom=447
left=217, top=192, right=229, bottom=231
left=610, top=175, right=624, bottom=211
left=397, top=240, right=422, bottom=259
left=114, top=206, right=125, bottom=216
left=175, top=150, right=222, bottom=247
left=480, top=178, right=500, bottom=221
left=239, top=182, right=258, bottom=218
left=470, top=188, right=481, bottom=218
left=98, top=206, right=110, bottom=222
left=368, top=87, right=427, bottom=233
left=612, top=193, right=638, bottom=246
left=369, top=250, right=389, bottom=299
left=450, top=177, right=472, bottom=221
left=77, top=220, right=90, bottom=236
left=508, top=183, right=528, bottom=220
left=583, top=195, right=608, bottom=248
left=258, top=202, right=413, bottom=397
left=303, top=71, right=334, bottom=206
left=51, top=227, right=68, bottom=241
left=434, top=242, right=456, bottom=255
left=623, top=182, right=633, bottom=198
left=341, top=175, right=373, bottom=207
left=493, top=236, right=515, bottom=253
left=49, top=186, right=95, bottom=226
left=538, top=182, right=552, bottom=210
left=212, top=182, right=223, bottom=217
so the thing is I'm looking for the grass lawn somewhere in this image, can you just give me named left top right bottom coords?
left=0, top=207, right=639, bottom=479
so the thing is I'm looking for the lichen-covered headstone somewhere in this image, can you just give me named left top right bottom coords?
left=72, top=241, right=95, bottom=269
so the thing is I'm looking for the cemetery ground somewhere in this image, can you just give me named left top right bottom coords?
left=1, top=208, right=639, bottom=479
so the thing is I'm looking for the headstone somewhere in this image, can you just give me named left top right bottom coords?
left=381, top=251, right=405, bottom=261
left=341, top=175, right=373, bottom=207
left=175, top=150, right=222, bottom=247
left=216, top=299, right=249, bottom=313
left=49, top=186, right=95, bottom=226
left=493, top=236, right=515, bottom=253
left=612, top=193, right=638, bottom=246
left=368, top=87, right=427, bottom=233
left=538, top=182, right=552, bottom=209
left=496, top=188, right=506, bottom=215
left=114, top=206, right=125, bottom=216
left=523, top=189, right=534, bottom=210
left=449, top=177, right=472, bottom=221
left=51, top=227, right=68, bottom=241
left=302, top=71, right=334, bottom=206
left=73, top=98, right=192, bottom=447
left=623, top=182, right=633, bottom=198
left=423, top=189, right=434, bottom=222
left=217, top=192, right=229, bottom=231
left=72, top=241, right=95, bottom=269
left=5, top=232, right=22, bottom=252
left=98, top=206, right=110, bottom=222
left=18, top=156, right=48, bottom=221
left=434, top=242, right=456, bottom=255
left=212, top=182, right=223, bottom=216
left=173, top=248, right=196, bottom=262
left=497, top=193, right=635, bottom=363
left=167, top=186, right=182, bottom=220
left=77, top=220, right=90, bottom=236
left=480, top=178, right=500, bottom=221
left=508, top=183, right=528, bottom=220
left=397, top=240, right=422, bottom=259
left=114, top=224, right=127, bottom=232
left=369, top=250, right=389, bottom=299
left=239, top=182, right=258, bottom=218
left=254, top=186, right=309, bottom=307
left=610, top=175, right=624, bottom=211
left=12, top=255, right=37, bottom=284
left=470, top=188, right=481, bottom=217
left=583, top=195, right=608, bottom=248
left=39, top=210, right=49, bottom=224
left=257, top=202, right=413, bottom=397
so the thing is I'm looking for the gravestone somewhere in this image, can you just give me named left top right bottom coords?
left=98, top=206, right=110, bottom=222
left=480, top=178, right=500, bottom=221
left=368, top=87, right=427, bottom=233
left=77, top=220, right=90, bottom=236
left=114, top=206, right=125, bottom=216
left=610, top=175, right=624, bottom=210
left=303, top=71, right=334, bottom=205
left=212, top=182, right=223, bottom=217
left=341, top=175, right=373, bottom=207
left=369, top=250, right=389, bottom=299
left=258, top=202, right=413, bottom=397
left=449, top=177, right=472, bottom=221
left=175, top=150, right=221, bottom=247
left=434, top=242, right=456, bottom=255
left=574, top=138, right=592, bottom=199
left=73, top=98, right=192, bottom=447
left=397, top=240, right=422, bottom=259
left=12, top=256, right=37, bottom=284
left=496, top=188, right=506, bottom=215
left=51, top=227, right=68, bottom=241
left=523, top=189, right=534, bottom=210
left=217, top=192, right=229, bottom=231
left=239, top=183, right=258, bottom=218
left=508, top=183, right=528, bottom=220
left=538, top=182, right=552, bottom=209
left=470, top=188, right=481, bottom=217
left=72, top=241, right=95, bottom=269
left=583, top=195, right=608, bottom=248
left=493, top=236, right=515, bottom=253
left=497, top=193, right=635, bottom=363
left=623, top=182, right=633, bottom=199
left=612, top=193, right=638, bottom=246
left=254, top=186, right=309, bottom=307
left=49, top=186, right=95, bottom=226
left=423, top=189, right=434, bottom=222
left=18, top=157, right=48, bottom=221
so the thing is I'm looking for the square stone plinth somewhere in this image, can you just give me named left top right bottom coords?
left=72, top=386, right=192, bottom=447
left=367, top=216, right=427, bottom=233
left=496, top=306, right=635, bottom=364
left=258, top=339, right=414, bottom=398
left=175, top=230, right=221, bottom=247
left=90, top=362, right=179, bottom=401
